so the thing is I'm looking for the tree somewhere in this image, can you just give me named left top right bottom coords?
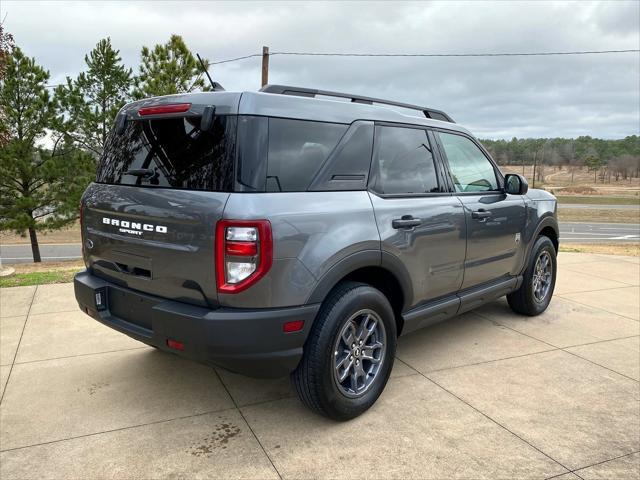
left=0, top=47, right=94, bottom=262
left=55, top=37, right=132, bottom=158
left=0, top=22, right=15, bottom=148
left=133, top=34, right=211, bottom=99
left=584, top=154, right=602, bottom=183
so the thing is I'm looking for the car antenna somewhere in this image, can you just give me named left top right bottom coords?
left=196, top=53, right=225, bottom=91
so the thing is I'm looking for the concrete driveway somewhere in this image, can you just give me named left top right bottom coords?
left=0, top=252, right=638, bottom=479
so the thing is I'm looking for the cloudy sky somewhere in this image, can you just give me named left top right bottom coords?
left=3, top=0, right=639, bottom=139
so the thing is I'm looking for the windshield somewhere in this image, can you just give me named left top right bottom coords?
left=97, top=115, right=236, bottom=191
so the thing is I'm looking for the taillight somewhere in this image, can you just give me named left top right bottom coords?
left=215, top=220, right=273, bottom=293
left=138, top=103, right=191, bottom=116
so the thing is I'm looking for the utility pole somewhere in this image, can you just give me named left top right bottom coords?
left=532, top=150, right=537, bottom=188
left=261, top=46, right=269, bottom=87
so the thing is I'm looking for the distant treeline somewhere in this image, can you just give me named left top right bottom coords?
left=480, top=136, right=640, bottom=181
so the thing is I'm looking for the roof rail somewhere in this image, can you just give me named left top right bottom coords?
left=259, top=84, right=454, bottom=123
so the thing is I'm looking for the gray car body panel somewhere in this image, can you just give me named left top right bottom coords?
left=220, top=191, right=380, bottom=308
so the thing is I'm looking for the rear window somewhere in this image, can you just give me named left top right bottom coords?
left=266, top=118, right=348, bottom=192
left=371, top=126, right=439, bottom=194
left=97, top=115, right=236, bottom=191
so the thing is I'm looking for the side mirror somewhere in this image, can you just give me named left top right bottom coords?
left=504, top=173, right=528, bottom=195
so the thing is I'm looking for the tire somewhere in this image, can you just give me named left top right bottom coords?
left=291, top=281, right=397, bottom=421
left=507, top=235, right=557, bottom=316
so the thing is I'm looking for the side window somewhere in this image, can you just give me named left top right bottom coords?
left=371, top=126, right=439, bottom=195
left=438, top=132, right=498, bottom=193
left=267, top=118, right=347, bottom=192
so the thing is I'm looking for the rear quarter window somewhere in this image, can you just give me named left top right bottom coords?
left=266, top=118, right=348, bottom=192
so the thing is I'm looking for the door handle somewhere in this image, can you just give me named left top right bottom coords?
left=392, top=215, right=422, bottom=229
left=471, top=209, right=492, bottom=220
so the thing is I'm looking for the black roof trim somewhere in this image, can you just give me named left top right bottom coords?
left=260, top=84, right=454, bottom=123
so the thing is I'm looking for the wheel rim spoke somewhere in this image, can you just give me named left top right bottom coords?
left=341, top=322, right=356, bottom=346
left=361, top=341, right=382, bottom=363
left=336, top=357, right=353, bottom=383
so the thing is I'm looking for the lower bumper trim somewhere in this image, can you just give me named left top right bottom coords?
left=74, top=270, right=320, bottom=378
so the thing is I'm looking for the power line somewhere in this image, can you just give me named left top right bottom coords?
left=211, top=48, right=639, bottom=65
left=43, top=48, right=639, bottom=87
left=271, top=49, right=640, bottom=58
left=210, top=53, right=263, bottom=65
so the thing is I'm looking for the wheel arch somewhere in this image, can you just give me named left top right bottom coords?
left=306, top=250, right=413, bottom=336
left=521, top=215, right=560, bottom=275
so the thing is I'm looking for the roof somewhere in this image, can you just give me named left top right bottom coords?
left=119, top=88, right=472, bottom=137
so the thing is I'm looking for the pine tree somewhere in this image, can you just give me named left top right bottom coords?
left=133, top=34, right=211, bottom=99
left=55, top=37, right=132, bottom=157
left=0, top=48, right=94, bottom=262
left=0, top=23, right=15, bottom=148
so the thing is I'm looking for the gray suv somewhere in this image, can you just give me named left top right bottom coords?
left=75, top=85, right=558, bottom=420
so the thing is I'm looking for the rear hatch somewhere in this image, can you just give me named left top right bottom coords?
left=82, top=94, right=240, bottom=307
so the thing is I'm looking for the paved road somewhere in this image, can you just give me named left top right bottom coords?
left=1, top=221, right=639, bottom=264
left=559, top=222, right=640, bottom=243
left=1, top=243, right=83, bottom=265
left=560, top=203, right=639, bottom=210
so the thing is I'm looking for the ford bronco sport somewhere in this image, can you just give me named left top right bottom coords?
left=75, top=85, right=558, bottom=420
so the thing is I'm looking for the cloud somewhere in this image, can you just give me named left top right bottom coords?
left=3, top=0, right=639, bottom=139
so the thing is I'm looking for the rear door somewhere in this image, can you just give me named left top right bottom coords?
left=368, top=124, right=467, bottom=310
left=434, top=130, right=527, bottom=290
left=82, top=110, right=237, bottom=308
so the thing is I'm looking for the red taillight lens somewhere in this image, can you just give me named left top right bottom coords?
left=138, top=103, right=191, bottom=116
left=166, top=338, right=185, bottom=351
left=215, top=220, right=273, bottom=294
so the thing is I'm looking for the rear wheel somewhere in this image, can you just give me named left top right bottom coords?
left=291, top=281, right=396, bottom=420
left=507, top=235, right=557, bottom=316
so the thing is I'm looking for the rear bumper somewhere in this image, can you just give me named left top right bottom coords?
left=74, top=270, right=320, bottom=378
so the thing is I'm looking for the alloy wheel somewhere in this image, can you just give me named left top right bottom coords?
left=332, top=309, right=387, bottom=398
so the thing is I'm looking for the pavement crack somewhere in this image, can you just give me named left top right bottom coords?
left=418, top=366, right=574, bottom=476
left=0, top=406, right=239, bottom=453
left=0, top=285, right=38, bottom=405
left=213, top=368, right=283, bottom=480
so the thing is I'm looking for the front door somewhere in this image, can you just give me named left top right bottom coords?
left=368, top=124, right=467, bottom=310
left=435, top=131, right=527, bottom=290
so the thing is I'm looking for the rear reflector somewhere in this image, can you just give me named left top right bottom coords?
left=166, top=339, right=185, bottom=351
left=283, top=320, right=305, bottom=333
left=225, top=241, right=258, bottom=256
left=138, top=103, right=191, bottom=116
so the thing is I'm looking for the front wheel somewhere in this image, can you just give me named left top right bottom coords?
left=291, top=281, right=396, bottom=420
left=508, top=235, right=557, bottom=316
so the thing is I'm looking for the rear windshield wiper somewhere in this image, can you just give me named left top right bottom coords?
left=125, top=168, right=160, bottom=185
left=124, top=168, right=155, bottom=178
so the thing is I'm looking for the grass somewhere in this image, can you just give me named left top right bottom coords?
left=0, top=260, right=85, bottom=288
left=559, top=208, right=640, bottom=224
left=0, top=269, right=80, bottom=287
left=556, top=196, right=640, bottom=205
left=560, top=242, right=640, bottom=257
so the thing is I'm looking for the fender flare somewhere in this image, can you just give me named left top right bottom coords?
left=306, top=249, right=414, bottom=310
left=521, top=215, right=559, bottom=274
